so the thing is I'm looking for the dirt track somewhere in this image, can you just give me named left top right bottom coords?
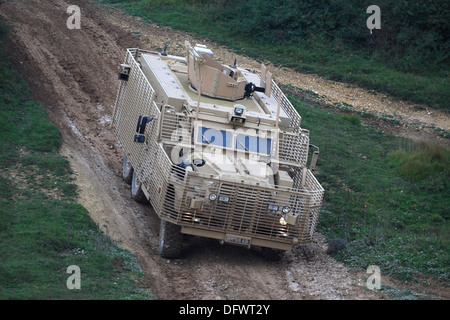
left=1, top=0, right=448, bottom=300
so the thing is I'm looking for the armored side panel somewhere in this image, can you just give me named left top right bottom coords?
left=113, top=49, right=168, bottom=213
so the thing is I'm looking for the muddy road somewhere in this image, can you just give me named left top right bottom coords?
left=2, top=0, right=447, bottom=300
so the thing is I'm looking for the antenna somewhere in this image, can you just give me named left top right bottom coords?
left=195, top=77, right=202, bottom=121
left=275, top=91, right=281, bottom=129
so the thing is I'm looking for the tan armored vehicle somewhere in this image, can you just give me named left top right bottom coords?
left=112, top=42, right=324, bottom=258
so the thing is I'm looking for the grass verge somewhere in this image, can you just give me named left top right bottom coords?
left=0, top=23, right=152, bottom=300
left=288, top=93, right=449, bottom=282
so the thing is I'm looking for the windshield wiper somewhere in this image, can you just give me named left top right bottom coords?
left=238, top=141, right=249, bottom=151
left=202, top=134, right=211, bottom=144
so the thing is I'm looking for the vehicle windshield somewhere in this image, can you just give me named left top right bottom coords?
left=236, top=134, right=271, bottom=155
left=197, top=127, right=232, bottom=148
left=197, top=127, right=271, bottom=155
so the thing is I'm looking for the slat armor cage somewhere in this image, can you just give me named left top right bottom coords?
left=112, top=48, right=324, bottom=251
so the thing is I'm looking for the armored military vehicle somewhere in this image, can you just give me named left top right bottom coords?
left=112, top=42, right=324, bottom=258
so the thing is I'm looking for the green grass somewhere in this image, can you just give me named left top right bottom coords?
left=288, top=93, right=449, bottom=281
left=0, top=24, right=152, bottom=299
left=388, top=140, right=449, bottom=183
left=341, top=114, right=361, bottom=126
left=99, top=0, right=449, bottom=111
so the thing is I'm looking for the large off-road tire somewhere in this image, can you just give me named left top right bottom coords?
left=122, top=153, right=134, bottom=185
left=131, top=170, right=147, bottom=203
left=158, top=219, right=183, bottom=258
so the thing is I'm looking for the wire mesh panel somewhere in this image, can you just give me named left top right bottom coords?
left=112, top=49, right=156, bottom=172
left=159, top=107, right=193, bottom=145
left=278, top=130, right=310, bottom=167
left=269, top=80, right=302, bottom=133
left=167, top=172, right=324, bottom=245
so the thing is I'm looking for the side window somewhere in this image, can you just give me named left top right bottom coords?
left=197, top=127, right=232, bottom=148
left=236, top=134, right=271, bottom=155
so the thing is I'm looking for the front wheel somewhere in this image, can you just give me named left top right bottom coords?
left=158, top=219, right=183, bottom=258
left=122, top=153, right=134, bottom=184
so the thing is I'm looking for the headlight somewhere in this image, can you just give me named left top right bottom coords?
left=282, top=206, right=291, bottom=214
left=279, top=215, right=287, bottom=225
left=208, top=193, right=217, bottom=201
left=267, top=203, right=279, bottom=211
left=218, top=194, right=230, bottom=203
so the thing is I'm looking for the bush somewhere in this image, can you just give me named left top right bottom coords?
left=327, top=238, right=348, bottom=255
left=342, top=115, right=361, bottom=126
left=388, top=139, right=449, bottom=185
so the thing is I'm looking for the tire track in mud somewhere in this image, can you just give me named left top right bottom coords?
left=0, top=0, right=176, bottom=299
left=0, top=0, right=415, bottom=300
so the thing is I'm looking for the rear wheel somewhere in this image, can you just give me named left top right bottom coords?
left=158, top=219, right=183, bottom=258
left=122, top=153, right=133, bottom=184
left=131, top=170, right=147, bottom=203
